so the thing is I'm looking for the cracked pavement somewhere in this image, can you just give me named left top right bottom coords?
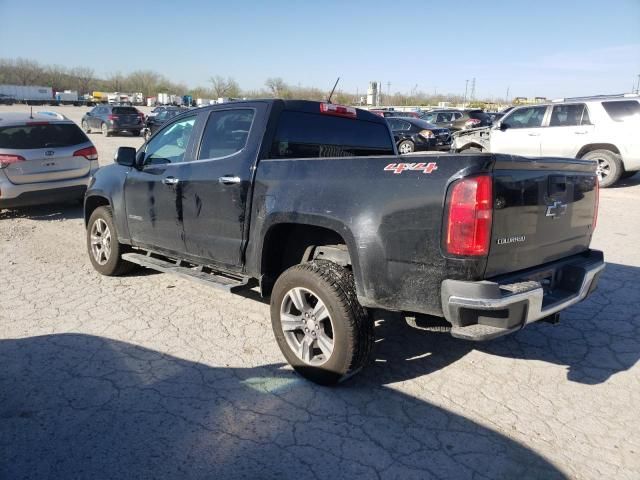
left=1, top=105, right=639, bottom=479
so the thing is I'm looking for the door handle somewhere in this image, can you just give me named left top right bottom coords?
left=528, top=133, right=540, bottom=136
left=574, top=131, right=588, bottom=134
left=218, top=175, right=241, bottom=185
left=162, top=176, right=180, bottom=185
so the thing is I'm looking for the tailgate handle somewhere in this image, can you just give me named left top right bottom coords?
left=548, top=175, right=567, bottom=197
left=162, top=176, right=180, bottom=185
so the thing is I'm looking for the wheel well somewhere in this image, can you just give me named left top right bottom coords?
left=261, top=224, right=350, bottom=295
left=458, top=143, right=484, bottom=152
left=576, top=143, right=620, bottom=159
left=84, top=196, right=110, bottom=226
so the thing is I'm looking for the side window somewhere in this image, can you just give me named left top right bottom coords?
left=387, top=118, right=400, bottom=130
left=436, top=113, right=450, bottom=122
left=453, top=112, right=463, bottom=120
left=143, top=116, right=196, bottom=165
left=602, top=100, right=640, bottom=122
left=198, top=109, right=255, bottom=160
left=549, top=104, right=586, bottom=127
left=503, top=106, right=547, bottom=129
left=398, top=120, right=412, bottom=130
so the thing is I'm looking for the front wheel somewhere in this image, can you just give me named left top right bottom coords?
left=86, top=206, right=134, bottom=276
left=398, top=140, right=415, bottom=154
left=81, top=120, right=91, bottom=133
left=270, top=261, right=374, bottom=385
left=101, top=122, right=111, bottom=137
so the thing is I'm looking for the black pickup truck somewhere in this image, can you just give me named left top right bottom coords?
left=84, top=100, right=604, bottom=385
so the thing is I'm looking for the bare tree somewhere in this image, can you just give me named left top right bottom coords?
left=210, top=76, right=240, bottom=98
left=265, top=77, right=288, bottom=97
left=12, top=58, right=43, bottom=85
left=71, top=67, right=94, bottom=94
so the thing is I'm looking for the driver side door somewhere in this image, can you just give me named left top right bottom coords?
left=124, top=115, right=199, bottom=255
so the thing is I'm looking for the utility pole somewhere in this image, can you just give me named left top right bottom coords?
left=636, top=74, right=640, bottom=94
left=506, top=86, right=510, bottom=104
left=470, top=78, right=476, bottom=102
left=386, top=81, right=391, bottom=106
left=463, top=79, right=469, bottom=108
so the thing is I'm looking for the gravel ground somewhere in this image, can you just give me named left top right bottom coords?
left=1, top=105, right=639, bottom=480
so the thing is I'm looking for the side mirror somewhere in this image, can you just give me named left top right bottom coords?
left=114, top=146, right=137, bottom=167
left=498, top=121, right=509, bottom=131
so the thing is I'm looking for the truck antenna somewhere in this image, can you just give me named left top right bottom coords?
left=327, top=77, right=340, bottom=103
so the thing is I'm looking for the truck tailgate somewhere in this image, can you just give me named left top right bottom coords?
left=485, top=155, right=598, bottom=278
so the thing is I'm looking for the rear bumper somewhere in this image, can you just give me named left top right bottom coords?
left=0, top=169, right=91, bottom=208
left=441, top=250, right=605, bottom=341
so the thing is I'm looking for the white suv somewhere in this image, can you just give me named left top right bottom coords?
left=455, top=94, right=640, bottom=187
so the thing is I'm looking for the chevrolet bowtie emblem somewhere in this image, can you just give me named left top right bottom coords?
left=546, top=200, right=568, bottom=219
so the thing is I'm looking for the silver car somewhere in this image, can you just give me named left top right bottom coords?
left=0, top=111, right=98, bottom=208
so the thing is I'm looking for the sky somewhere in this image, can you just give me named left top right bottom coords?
left=1, top=0, right=639, bottom=99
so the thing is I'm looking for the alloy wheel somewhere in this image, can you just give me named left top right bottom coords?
left=90, top=218, right=111, bottom=265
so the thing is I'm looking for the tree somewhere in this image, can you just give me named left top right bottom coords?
left=12, top=58, right=43, bottom=85
left=71, top=67, right=94, bottom=94
left=265, top=77, right=288, bottom=97
left=210, top=75, right=240, bottom=98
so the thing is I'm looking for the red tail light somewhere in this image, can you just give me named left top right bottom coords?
left=0, top=154, right=25, bottom=169
left=593, top=176, right=599, bottom=230
left=320, top=103, right=357, bottom=118
left=445, top=175, right=493, bottom=256
left=73, top=146, right=98, bottom=161
left=464, top=118, right=481, bottom=128
left=108, top=114, right=119, bottom=121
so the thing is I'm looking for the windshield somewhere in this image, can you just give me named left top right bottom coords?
left=0, top=123, right=89, bottom=149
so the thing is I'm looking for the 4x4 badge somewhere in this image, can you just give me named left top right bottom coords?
left=546, top=200, right=568, bottom=219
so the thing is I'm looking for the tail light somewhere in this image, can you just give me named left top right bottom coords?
left=464, top=118, right=481, bottom=129
left=320, top=103, right=357, bottom=119
left=445, top=175, right=493, bottom=256
left=593, top=176, right=599, bottom=230
left=419, top=129, right=434, bottom=138
left=108, top=114, right=119, bottom=121
left=0, top=154, right=25, bottom=169
left=73, top=146, right=98, bottom=161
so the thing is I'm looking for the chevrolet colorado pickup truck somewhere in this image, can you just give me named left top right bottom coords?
left=84, top=100, right=605, bottom=385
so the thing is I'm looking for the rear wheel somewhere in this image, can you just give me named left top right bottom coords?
left=581, top=149, right=622, bottom=188
left=101, top=122, right=111, bottom=137
left=81, top=120, right=91, bottom=133
left=398, top=140, right=415, bottom=154
left=86, top=206, right=134, bottom=276
left=270, top=261, right=374, bottom=385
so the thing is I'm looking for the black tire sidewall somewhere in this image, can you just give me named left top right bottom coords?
left=271, top=264, right=358, bottom=385
left=87, top=206, right=125, bottom=276
left=583, top=149, right=622, bottom=188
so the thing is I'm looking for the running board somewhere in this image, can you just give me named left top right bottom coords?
left=122, top=252, right=257, bottom=293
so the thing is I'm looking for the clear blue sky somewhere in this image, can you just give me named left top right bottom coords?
left=1, top=0, right=639, bottom=98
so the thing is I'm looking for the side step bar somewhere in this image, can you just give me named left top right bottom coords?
left=122, top=252, right=257, bottom=293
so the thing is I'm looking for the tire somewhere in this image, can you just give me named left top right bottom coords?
left=621, top=171, right=637, bottom=180
left=270, top=260, right=374, bottom=385
left=581, top=149, right=622, bottom=188
left=101, top=122, right=111, bottom=137
left=398, top=140, right=415, bottom=154
left=81, top=120, right=91, bottom=134
left=86, top=206, right=134, bottom=276
left=144, top=130, right=151, bottom=141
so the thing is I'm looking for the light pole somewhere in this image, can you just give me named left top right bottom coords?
left=463, top=79, right=469, bottom=108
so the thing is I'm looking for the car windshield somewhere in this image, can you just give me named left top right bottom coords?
left=0, top=123, right=88, bottom=149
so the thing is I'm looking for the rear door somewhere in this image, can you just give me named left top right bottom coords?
left=124, top=114, right=198, bottom=254
left=181, top=104, right=267, bottom=269
left=539, top=103, right=594, bottom=158
left=490, top=106, right=548, bottom=156
left=0, top=122, right=94, bottom=184
left=486, top=155, right=598, bottom=277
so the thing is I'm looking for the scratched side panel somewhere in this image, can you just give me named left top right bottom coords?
left=246, top=153, right=494, bottom=316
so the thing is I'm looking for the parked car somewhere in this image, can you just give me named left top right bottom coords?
left=487, top=112, right=506, bottom=123
left=370, top=109, right=420, bottom=118
left=0, top=93, right=15, bottom=105
left=386, top=116, right=451, bottom=153
left=143, top=107, right=188, bottom=141
left=451, top=94, right=640, bottom=187
left=0, top=111, right=98, bottom=208
left=420, top=109, right=492, bottom=131
left=84, top=100, right=603, bottom=385
left=81, top=105, right=144, bottom=137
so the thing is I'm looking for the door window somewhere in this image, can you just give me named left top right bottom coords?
left=198, top=109, right=255, bottom=160
left=436, top=112, right=453, bottom=122
left=143, top=116, right=196, bottom=165
left=503, top=106, right=547, bottom=128
left=549, top=104, right=589, bottom=126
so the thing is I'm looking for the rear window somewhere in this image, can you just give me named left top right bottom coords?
left=602, top=100, right=640, bottom=122
left=269, top=111, right=395, bottom=159
left=468, top=111, right=490, bottom=120
left=112, top=107, right=139, bottom=115
left=0, top=123, right=89, bottom=149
